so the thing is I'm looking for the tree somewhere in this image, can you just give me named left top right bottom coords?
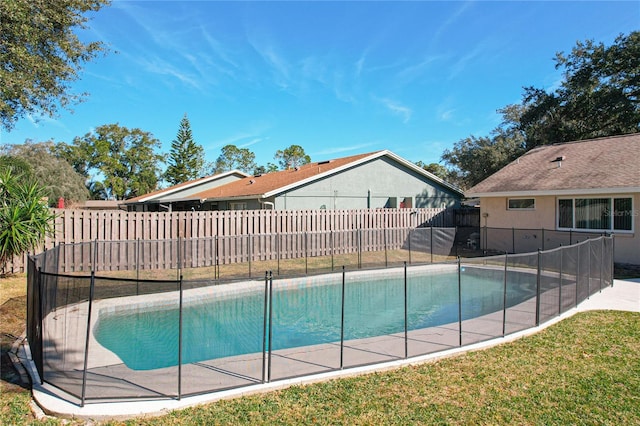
left=414, top=161, right=451, bottom=181
left=0, top=155, right=33, bottom=180
left=164, top=114, right=205, bottom=185
left=253, top=162, right=279, bottom=175
left=519, top=32, right=640, bottom=149
left=210, top=145, right=256, bottom=174
left=441, top=134, right=524, bottom=190
left=441, top=104, right=526, bottom=189
left=274, top=145, right=311, bottom=170
left=0, top=0, right=111, bottom=131
left=86, top=181, right=109, bottom=201
left=2, top=141, right=89, bottom=206
left=442, top=32, right=638, bottom=188
left=59, top=124, right=164, bottom=200
left=0, top=167, right=55, bottom=272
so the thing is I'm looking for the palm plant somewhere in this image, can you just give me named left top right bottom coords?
left=0, top=167, right=55, bottom=272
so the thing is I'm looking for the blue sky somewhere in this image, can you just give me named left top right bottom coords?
left=2, top=1, right=638, bottom=169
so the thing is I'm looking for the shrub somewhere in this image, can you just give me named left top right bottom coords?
left=0, top=167, right=55, bottom=272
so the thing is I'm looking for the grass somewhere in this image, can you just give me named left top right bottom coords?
left=1, top=270, right=639, bottom=425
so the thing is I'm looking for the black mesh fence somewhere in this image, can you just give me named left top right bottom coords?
left=539, top=248, right=562, bottom=324
left=577, top=242, right=591, bottom=303
left=405, top=262, right=461, bottom=357
left=25, top=233, right=614, bottom=405
left=505, top=252, right=538, bottom=335
left=484, top=227, right=608, bottom=254
left=26, top=257, right=43, bottom=382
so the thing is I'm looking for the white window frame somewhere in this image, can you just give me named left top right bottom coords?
left=507, top=198, right=536, bottom=211
left=556, top=196, right=634, bottom=233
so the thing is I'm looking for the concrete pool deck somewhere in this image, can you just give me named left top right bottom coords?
left=20, top=278, right=639, bottom=421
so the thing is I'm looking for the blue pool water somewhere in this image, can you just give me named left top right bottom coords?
left=94, top=267, right=535, bottom=370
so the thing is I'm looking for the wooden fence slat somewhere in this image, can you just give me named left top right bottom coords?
left=6, top=207, right=454, bottom=272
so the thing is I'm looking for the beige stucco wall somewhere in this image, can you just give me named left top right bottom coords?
left=479, top=193, right=639, bottom=265
left=479, top=196, right=557, bottom=229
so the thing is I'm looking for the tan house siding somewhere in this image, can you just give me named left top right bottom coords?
left=479, top=196, right=557, bottom=229
left=479, top=193, right=639, bottom=265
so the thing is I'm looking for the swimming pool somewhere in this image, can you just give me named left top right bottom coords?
left=94, top=265, right=536, bottom=370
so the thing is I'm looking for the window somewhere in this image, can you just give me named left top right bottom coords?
left=558, top=199, right=573, bottom=228
left=557, top=197, right=633, bottom=232
left=613, top=198, right=633, bottom=231
left=508, top=198, right=535, bottom=210
left=575, top=198, right=609, bottom=230
left=229, top=202, right=247, bottom=211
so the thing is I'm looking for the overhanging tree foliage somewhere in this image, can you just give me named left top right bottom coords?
left=164, top=114, right=205, bottom=185
left=520, top=32, right=639, bottom=150
left=442, top=31, right=639, bottom=189
left=0, top=0, right=111, bottom=131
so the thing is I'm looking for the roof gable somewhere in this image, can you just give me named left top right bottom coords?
left=124, top=170, right=249, bottom=203
left=466, top=133, right=640, bottom=197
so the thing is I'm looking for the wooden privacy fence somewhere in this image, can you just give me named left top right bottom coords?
left=6, top=207, right=453, bottom=273
left=43, top=227, right=457, bottom=274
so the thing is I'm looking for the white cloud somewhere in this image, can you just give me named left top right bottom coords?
left=239, top=138, right=265, bottom=148
left=436, top=99, right=457, bottom=122
left=431, top=1, right=474, bottom=48
left=207, top=129, right=271, bottom=152
left=246, top=35, right=292, bottom=90
left=313, top=142, right=377, bottom=157
left=138, top=56, right=202, bottom=90
left=396, top=55, right=443, bottom=84
left=24, top=113, right=68, bottom=131
left=376, top=97, right=412, bottom=123
left=199, top=25, right=239, bottom=73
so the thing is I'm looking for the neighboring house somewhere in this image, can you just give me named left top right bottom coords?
left=124, top=150, right=463, bottom=212
left=466, top=133, right=640, bottom=265
left=73, top=200, right=124, bottom=210
left=123, top=170, right=249, bottom=212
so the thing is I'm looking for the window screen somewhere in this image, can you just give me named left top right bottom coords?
left=508, top=198, right=535, bottom=210
left=613, top=198, right=633, bottom=231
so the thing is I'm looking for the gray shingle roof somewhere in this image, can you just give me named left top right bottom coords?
left=466, top=133, right=640, bottom=197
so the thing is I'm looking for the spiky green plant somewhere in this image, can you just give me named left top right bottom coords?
left=0, top=167, right=55, bottom=271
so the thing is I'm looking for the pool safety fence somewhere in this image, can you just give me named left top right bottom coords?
left=25, top=235, right=613, bottom=406
left=481, top=227, right=608, bottom=254
left=29, top=226, right=610, bottom=281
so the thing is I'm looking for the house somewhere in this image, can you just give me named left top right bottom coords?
left=465, top=133, right=640, bottom=265
left=123, top=170, right=249, bottom=212
left=124, top=150, right=463, bottom=212
left=73, top=200, right=124, bottom=210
